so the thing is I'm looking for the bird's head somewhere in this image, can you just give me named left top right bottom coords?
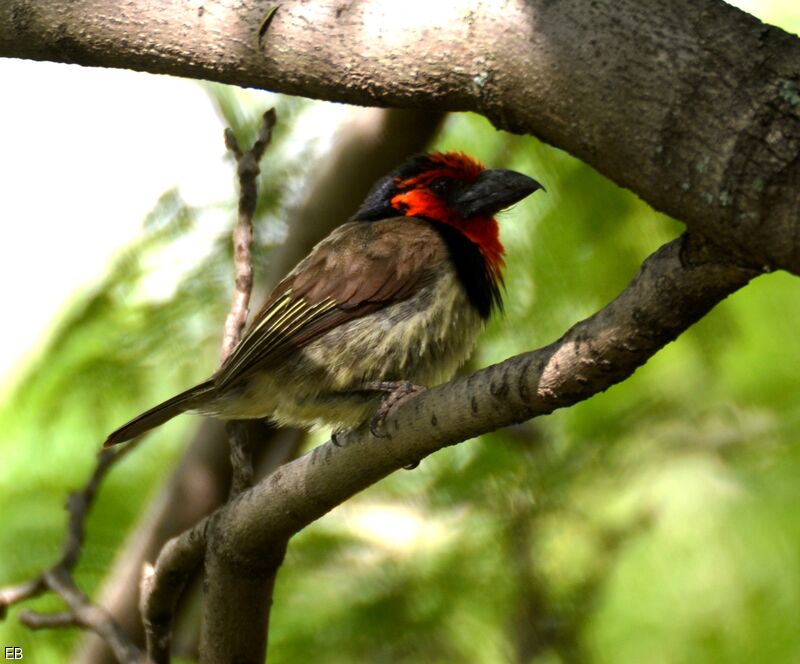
left=354, top=152, right=543, bottom=274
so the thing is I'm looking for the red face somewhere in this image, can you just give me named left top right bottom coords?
left=390, top=152, right=505, bottom=274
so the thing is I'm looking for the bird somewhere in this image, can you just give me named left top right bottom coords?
left=103, top=151, right=543, bottom=447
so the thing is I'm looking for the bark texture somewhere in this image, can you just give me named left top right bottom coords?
left=1, top=0, right=799, bottom=273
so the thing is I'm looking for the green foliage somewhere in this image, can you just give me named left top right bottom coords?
left=0, top=84, right=312, bottom=662
left=4, top=20, right=800, bottom=661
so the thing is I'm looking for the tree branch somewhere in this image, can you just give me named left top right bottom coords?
left=0, top=445, right=148, bottom=663
left=144, top=233, right=755, bottom=656
left=220, top=109, right=276, bottom=364
left=139, top=522, right=207, bottom=664
left=1, top=1, right=798, bottom=272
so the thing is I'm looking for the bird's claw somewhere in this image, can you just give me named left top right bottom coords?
left=369, top=416, right=387, bottom=439
left=365, top=380, right=427, bottom=439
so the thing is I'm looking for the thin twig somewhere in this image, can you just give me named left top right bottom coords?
left=19, top=609, right=79, bottom=629
left=0, top=442, right=147, bottom=663
left=221, top=108, right=277, bottom=498
left=220, top=108, right=277, bottom=364
left=0, top=579, right=44, bottom=619
left=25, top=568, right=146, bottom=663
left=62, top=446, right=135, bottom=569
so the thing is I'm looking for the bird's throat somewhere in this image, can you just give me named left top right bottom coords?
left=427, top=221, right=504, bottom=319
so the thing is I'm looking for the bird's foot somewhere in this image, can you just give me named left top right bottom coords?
left=331, top=428, right=350, bottom=447
left=363, top=380, right=427, bottom=439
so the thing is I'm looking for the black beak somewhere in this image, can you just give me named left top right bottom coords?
left=452, top=169, right=544, bottom=218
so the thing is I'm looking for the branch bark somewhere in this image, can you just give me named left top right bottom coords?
left=1, top=1, right=798, bottom=273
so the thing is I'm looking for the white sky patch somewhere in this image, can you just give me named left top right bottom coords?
left=725, top=0, right=762, bottom=13
left=0, top=59, right=272, bottom=393
left=724, top=0, right=799, bottom=29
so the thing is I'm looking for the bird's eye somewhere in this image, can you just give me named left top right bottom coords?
left=429, top=178, right=451, bottom=195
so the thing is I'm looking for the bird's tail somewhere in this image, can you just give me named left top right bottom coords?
left=103, top=380, right=215, bottom=447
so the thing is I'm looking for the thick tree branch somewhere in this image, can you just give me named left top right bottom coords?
left=220, top=235, right=756, bottom=559
left=199, top=534, right=285, bottom=664
left=1, top=1, right=798, bottom=273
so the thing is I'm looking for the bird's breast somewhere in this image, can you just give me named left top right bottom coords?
left=207, top=264, right=483, bottom=429
left=302, top=265, right=483, bottom=390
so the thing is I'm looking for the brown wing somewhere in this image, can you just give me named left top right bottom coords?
left=215, top=217, right=448, bottom=389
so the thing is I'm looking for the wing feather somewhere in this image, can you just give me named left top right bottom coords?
left=215, top=217, right=447, bottom=389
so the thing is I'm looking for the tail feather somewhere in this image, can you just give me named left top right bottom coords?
left=103, top=380, right=215, bottom=447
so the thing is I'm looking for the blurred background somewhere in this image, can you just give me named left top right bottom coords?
left=1, top=1, right=799, bottom=662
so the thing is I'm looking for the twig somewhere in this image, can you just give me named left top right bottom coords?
left=63, top=447, right=134, bottom=569
left=0, top=579, right=43, bottom=619
left=0, top=444, right=147, bottom=663
left=220, top=108, right=277, bottom=364
left=25, top=568, right=146, bottom=664
left=221, top=108, right=277, bottom=499
left=19, top=609, right=79, bottom=629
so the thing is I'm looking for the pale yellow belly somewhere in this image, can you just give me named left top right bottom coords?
left=202, top=269, right=483, bottom=429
